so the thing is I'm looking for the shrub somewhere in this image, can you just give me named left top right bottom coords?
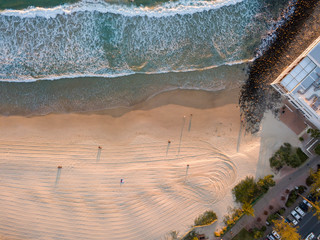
left=307, top=128, right=320, bottom=138
left=315, top=144, right=320, bottom=155
left=261, top=226, right=266, bottom=232
left=296, top=148, right=308, bottom=162
left=269, top=143, right=291, bottom=170
left=253, top=230, right=262, bottom=239
left=270, top=144, right=307, bottom=170
left=278, top=207, right=286, bottom=215
left=267, top=213, right=278, bottom=223
left=182, top=230, right=197, bottom=240
left=299, top=137, right=304, bottom=142
left=194, top=210, right=217, bottom=226
left=297, top=185, right=306, bottom=194
left=306, top=175, right=315, bottom=186
left=286, top=154, right=301, bottom=168
left=285, top=190, right=298, bottom=207
left=214, top=231, right=220, bottom=237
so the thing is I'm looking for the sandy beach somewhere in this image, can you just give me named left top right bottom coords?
left=0, top=88, right=300, bottom=240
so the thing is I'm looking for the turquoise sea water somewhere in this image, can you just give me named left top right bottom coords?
left=0, top=0, right=291, bottom=114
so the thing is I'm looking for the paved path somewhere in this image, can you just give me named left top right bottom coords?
left=212, top=156, right=319, bottom=240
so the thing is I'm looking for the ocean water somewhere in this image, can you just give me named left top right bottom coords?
left=0, top=0, right=291, bottom=114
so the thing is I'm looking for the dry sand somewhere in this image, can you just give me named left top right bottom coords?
left=0, top=88, right=299, bottom=240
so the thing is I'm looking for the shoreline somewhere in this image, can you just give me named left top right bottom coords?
left=0, top=63, right=248, bottom=116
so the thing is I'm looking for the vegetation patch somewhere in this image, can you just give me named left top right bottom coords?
left=296, top=148, right=308, bottom=162
left=285, top=187, right=305, bottom=207
left=194, top=210, right=217, bottom=226
left=267, top=207, right=286, bottom=223
left=315, top=144, right=320, bottom=155
left=269, top=143, right=308, bottom=170
left=215, top=175, right=276, bottom=237
left=181, top=230, right=197, bottom=240
left=232, top=175, right=275, bottom=205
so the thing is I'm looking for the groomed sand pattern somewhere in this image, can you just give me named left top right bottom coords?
left=0, top=137, right=237, bottom=240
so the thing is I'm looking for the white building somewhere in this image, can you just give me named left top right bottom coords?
left=271, top=36, right=320, bottom=129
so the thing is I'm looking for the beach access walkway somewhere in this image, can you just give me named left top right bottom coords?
left=213, top=156, right=319, bottom=240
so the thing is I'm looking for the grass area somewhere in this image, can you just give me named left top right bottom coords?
left=231, top=229, right=254, bottom=240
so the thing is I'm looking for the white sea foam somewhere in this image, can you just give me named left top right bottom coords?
left=0, top=0, right=291, bottom=83
left=0, top=0, right=245, bottom=18
left=0, top=58, right=253, bottom=82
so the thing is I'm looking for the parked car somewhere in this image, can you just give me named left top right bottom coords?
left=286, top=215, right=298, bottom=226
left=291, top=219, right=298, bottom=226
left=272, top=230, right=281, bottom=239
left=295, top=206, right=306, bottom=217
left=307, top=194, right=317, bottom=203
left=303, top=199, right=313, bottom=209
left=291, top=210, right=301, bottom=221
left=299, top=202, right=309, bottom=212
left=305, top=232, right=315, bottom=240
left=267, top=234, right=276, bottom=240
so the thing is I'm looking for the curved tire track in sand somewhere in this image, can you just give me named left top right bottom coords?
left=0, top=139, right=237, bottom=240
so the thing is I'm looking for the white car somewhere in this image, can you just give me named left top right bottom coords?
left=291, top=219, right=298, bottom=226
left=303, top=199, right=313, bottom=208
left=272, top=230, right=281, bottom=239
left=295, top=206, right=306, bottom=217
left=305, top=232, right=314, bottom=240
left=267, top=234, right=276, bottom=240
left=291, top=210, right=301, bottom=221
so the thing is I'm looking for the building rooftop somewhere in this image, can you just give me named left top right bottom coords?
left=272, top=38, right=320, bottom=124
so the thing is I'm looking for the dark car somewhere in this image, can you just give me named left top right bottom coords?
left=299, top=202, right=309, bottom=212
left=308, top=194, right=317, bottom=203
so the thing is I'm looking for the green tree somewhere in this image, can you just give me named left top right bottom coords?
left=257, top=175, right=275, bottom=193
left=270, top=156, right=284, bottom=170
left=286, top=154, right=301, bottom=168
left=307, top=128, right=320, bottom=138
left=273, top=219, right=301, bottom=240
left=315, top=144, right=320, bottom=155
left=242, top=201, right=254, bottom=217
left=269, top=143, right=292, bottom=170
left=232, top=176, right=259, bottom=204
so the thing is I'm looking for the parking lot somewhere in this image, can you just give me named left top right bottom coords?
left=296, top=209, right=320, bottom=239
left=267, top=194, right=320, bottom=240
